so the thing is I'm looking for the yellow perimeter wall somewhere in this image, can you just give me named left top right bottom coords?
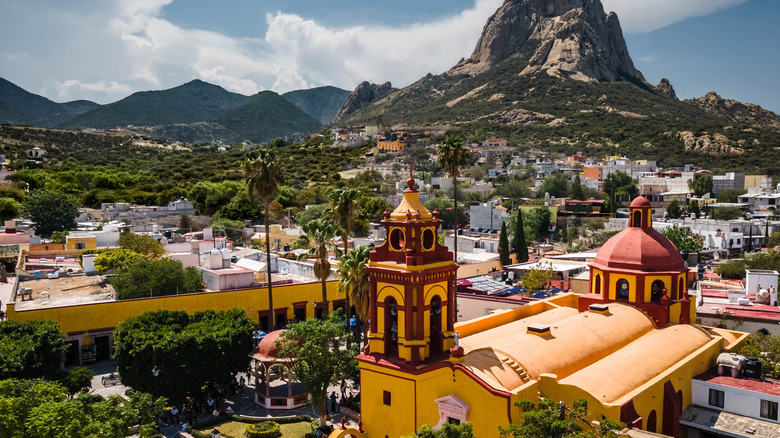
left=7, top=280, right=341, bottom=334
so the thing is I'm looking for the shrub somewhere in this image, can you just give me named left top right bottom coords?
left=245, top=421, right=282, bottom=438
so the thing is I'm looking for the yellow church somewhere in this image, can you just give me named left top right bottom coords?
left=357, top=182, right=748, bottom=437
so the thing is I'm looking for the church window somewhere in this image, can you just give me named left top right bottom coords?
left=389, top=228, right=406, bottom=251
left=632, top=211, right=641, bottom=227
left=651, top=280, right=665, bottom=302
left=383, top=390, right=391, bottom=406
left=422, top=228, right=436, bottom=251
left=594, top=275, right=602, bottom=295
left=617, top=279, right=630, bottom=299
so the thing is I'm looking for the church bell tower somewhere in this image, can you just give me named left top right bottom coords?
left=365, top=175, right=459, bottom=364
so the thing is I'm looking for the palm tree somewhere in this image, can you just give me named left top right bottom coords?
left=337, top=244, right=371, bottom=345
left=244, top=147, right=282, bottom=330
left=329, top=187, right=361, bottom=318
left=437, top=135, right=470, bottom=321
left=300, top=218, right=340, bottom=319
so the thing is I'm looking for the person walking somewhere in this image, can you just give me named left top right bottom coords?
left=330, top=391, right=338, bottom=413
left=340, top=379, right=347, bottom=400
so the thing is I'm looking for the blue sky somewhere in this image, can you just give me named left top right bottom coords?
left=1, top=0, right=777, bottom=114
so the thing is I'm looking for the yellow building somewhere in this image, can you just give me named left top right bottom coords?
left=248, top=224, right=304, bottom=250
left=6, top=276, right=343, bottom=366
left=65, top=235, right=97, bottom=251
left=376, top=139, right=408, bottom=153
left=358, top=194, right=748, bottom=437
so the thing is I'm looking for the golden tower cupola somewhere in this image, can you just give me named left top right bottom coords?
left=364, top=175, right=459, bottom=364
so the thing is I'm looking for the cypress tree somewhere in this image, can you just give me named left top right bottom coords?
left=512, top=210, right=529, bottom=263
left=570, top=175, right=585, bottom=201
left=498, top=221, right=511, bottom=266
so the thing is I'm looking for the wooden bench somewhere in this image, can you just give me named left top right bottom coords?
left=101, top=374, right=121, bottom=387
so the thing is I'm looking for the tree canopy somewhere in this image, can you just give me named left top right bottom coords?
left=113, top=308, right=254, bottom=401
left=277, top=310, right=358, bottom=427
left=688, top=174, right=713, bottom=197
left=111, top=258, right=204, bottom=299
left=499, top=221, right=511, bottom=266
left=538, top=173, right=569, bottom=198
left=500, top=398, right=624, bottom=438
left=0, top=320, right=68, bottom=380
left=117, top=233, right=165, bottom=259
left=0, top=379, right=166, bottom=438
left=21, top=189, right=80, bottom=238
left=660, top=225, right=704, bottom=257
left=93, top=249, right=145, bottom=273
left=739, top=333, right=780, bottom=379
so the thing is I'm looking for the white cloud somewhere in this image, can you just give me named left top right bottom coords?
left=0, top=0, right=751, bottom=104
left=43, top=80, right=133, bottom=101
left=602, top=0, right=748, bottom=33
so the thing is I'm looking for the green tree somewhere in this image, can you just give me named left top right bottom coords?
left=179, top=214, right=193, bottom=232
left=498, top=221, right=511, bottom=266
left=499, top=398, right=624, bottom=438
left=93, top=249, right=145, bottom=273
left=718, top=189, right=747, bottom=203
left=117, top=233, right=165, bottom=259
left=114, top=308, right=254, bottom=401
left=520, top=260, right=554, bottom=293
left=715, top=259, right=747, bottom=279
left=0, top=320, right=68, bottom=380
left=603, top=171, right=636, bottom=214
left=437, top=134, right=470, bottom=321
left=57, top=367, right=94, bottom=395
left=300, top=219, right=340, bottom=318
left=276, top=310, right=358, bottom=427
left=337, top=244, right=371, bottom=344
left=665, top=199, right=683, bottom=219
left=245, top=147, right=283, bottom=324
left=0, top=379, right=166, bottom=438
left=569, top=175, right=585, bottom=201
left=111, top=258, right=204, bottom=300
left=0, top=198, right=21, bottom=222
left=712, top=206, right=743, bottom=220
left=50, top=230, right=69, bottom=244
left=661, top=225, right=704, bottom=257
left=689, top=174, right=713, bottom=197
left=329, top=188, right=362, bottom=316
left=513, top=209, right=529, bottom=263
left=768, top=232, right=780, bottom=249
left=538, top=173, right=569, bottom=198
left=211, top=218, right=245, bottom=241
left=21, top=189, right=80, bottom=238
left=415, top=422, right=475, bottom=438
left=688, top=200, right=701, bottom=218
left=739, top=333, right=780, bottom=378
left=528, top=207, right=553, bottom=242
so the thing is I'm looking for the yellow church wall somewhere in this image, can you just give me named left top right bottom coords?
left=359, top=361, right=513, bottom=438
left=7, top=280, right=341, bottom=334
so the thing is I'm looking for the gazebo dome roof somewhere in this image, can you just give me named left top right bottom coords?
left=253, top=329, right=287, bottom=362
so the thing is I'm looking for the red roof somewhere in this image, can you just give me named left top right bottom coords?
left=629, top=196, right=652, bottom=208
left=254, top=329, right=287, bottom=360
left=593, top=226, right=685, bottom=272
left=696, top=371, right=780, bottom=397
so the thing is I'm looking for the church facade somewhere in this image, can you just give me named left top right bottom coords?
left=357, top=191, right=748, bottom=437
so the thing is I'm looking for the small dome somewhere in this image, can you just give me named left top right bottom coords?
left=593, top=227, right=684, bottom=272
left=255, top=329, right=287, bottom=360
left=629, top=196, right=652, bottom=208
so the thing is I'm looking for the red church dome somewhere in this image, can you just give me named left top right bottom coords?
left=593, top=227, right=685, bottom=272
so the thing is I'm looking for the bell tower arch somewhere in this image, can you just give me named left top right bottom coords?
left=366, top=175, right=459, bottom=364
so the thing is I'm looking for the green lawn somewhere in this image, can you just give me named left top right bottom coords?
left=196, top=421, right=311, bottom=438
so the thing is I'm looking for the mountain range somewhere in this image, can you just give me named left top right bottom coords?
left=0, top=78, right=350, bottom=143
left=332, top=0, right=780, bottom=173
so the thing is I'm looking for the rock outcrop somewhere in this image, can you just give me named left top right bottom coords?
left=334, top=81, right=396, bottom=121
left=685, top=92, right=780, bottom=130
left=655, top=78, right=677, bottom=99
left=450, top=0, right=644, bottom=83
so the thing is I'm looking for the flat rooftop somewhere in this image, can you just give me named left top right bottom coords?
left=695, top=371, right=780, bottom=397
left=14, top=275, right=114, bottom=310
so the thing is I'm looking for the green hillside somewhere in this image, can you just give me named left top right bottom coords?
left=0, top=77, right=100, bottom=126
left=282, top=86, right=350, bottom=124
left=138, top=91, right=323, bottom=144
left=60, top=79, right=248, bottom=129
